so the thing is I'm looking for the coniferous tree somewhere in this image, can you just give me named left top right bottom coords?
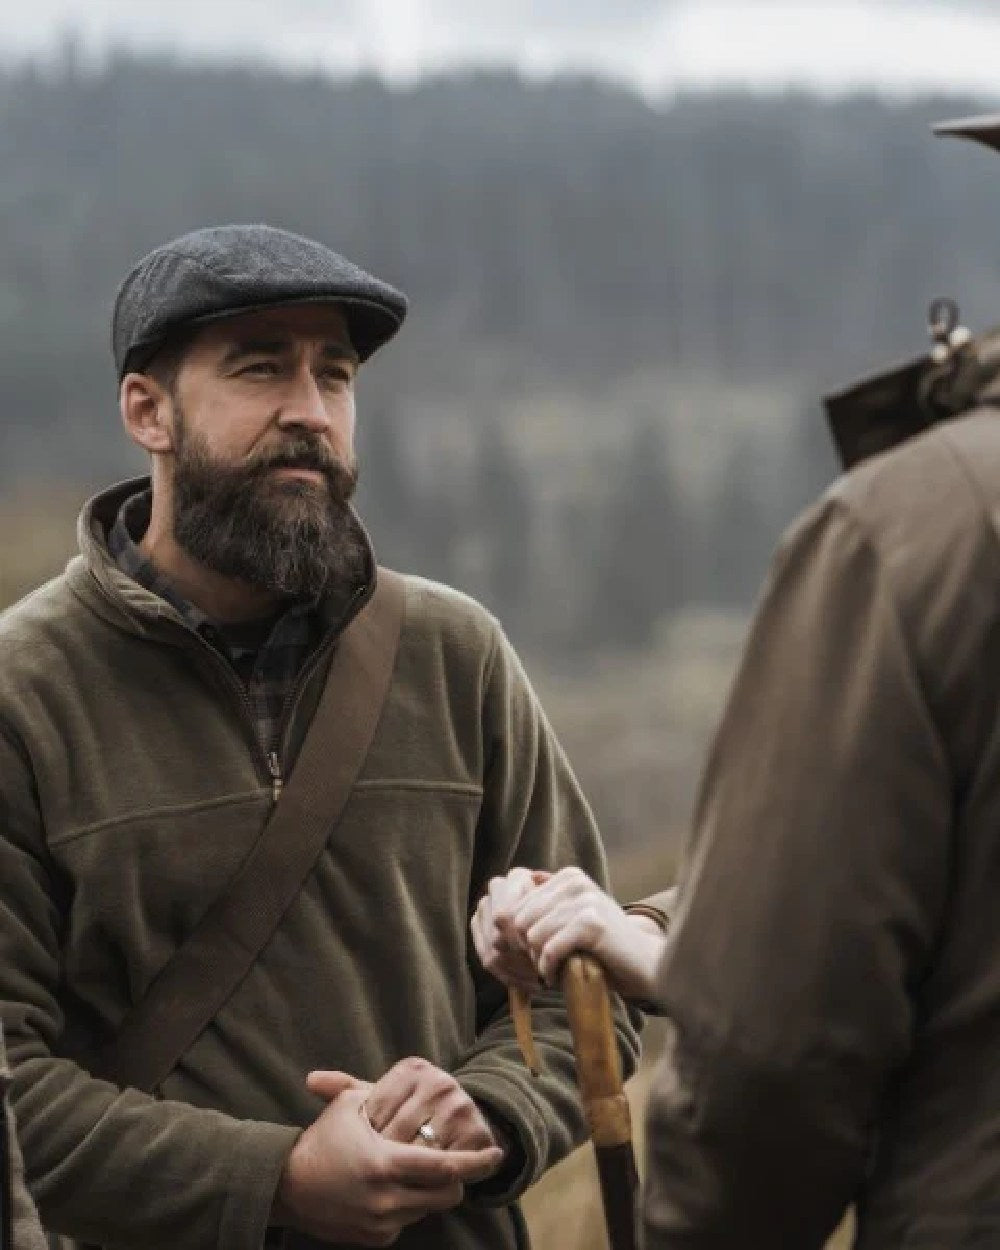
left=587, top=423, right=687, bottom=649
left=469, top=422, right=534, bottom=636
left=356, top=401, right=418, bottom=568
left=700, top=440, right=774, bottom=608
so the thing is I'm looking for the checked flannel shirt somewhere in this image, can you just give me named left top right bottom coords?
left=108, top=490, right=323, bottom=759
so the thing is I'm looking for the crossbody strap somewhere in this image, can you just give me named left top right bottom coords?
left=92, top=567, right=406, bottom=1092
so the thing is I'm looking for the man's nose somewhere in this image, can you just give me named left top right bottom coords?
left=276, top=366, right=336, bottom=434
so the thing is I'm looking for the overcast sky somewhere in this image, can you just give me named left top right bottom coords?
left=3, top=0, right=999, bottom=98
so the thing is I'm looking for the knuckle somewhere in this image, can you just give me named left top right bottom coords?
left=453, top=1103, right=487, bottom=1135
left=510, top=867, right=534, bottom=891
left=430, top=1076, right=458, bottom=1103
left=581, top=914, right=602, bottom=941
left=439, top=1092, right=472, bottom=1126
left=368, top=1157, right=394, bottom=1186
left=369, top=1189, right=395, bottom=1217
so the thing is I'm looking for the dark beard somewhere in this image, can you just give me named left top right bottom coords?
left=172, top=418, right=365, bottom=600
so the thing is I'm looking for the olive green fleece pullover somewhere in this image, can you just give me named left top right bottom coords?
left=0, top=479, right=640, bottom=1250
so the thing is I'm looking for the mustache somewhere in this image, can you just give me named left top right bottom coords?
left=247, top=438, right=358, bottom=495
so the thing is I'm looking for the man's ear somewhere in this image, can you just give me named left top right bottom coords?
left=120, top=373, right=176, bottom=455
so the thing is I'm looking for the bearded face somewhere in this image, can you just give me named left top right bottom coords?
left=172, top=408, right=365, bottom=600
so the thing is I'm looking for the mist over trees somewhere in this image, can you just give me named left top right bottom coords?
left=1, top=54, right=997, bottom=652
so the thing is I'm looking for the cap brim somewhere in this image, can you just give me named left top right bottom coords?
left=122, top=292, right=404, bottom=378
left=932, top=113, right=1000, bottom=154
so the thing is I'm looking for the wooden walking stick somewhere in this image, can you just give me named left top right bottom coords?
left=560, top=953, right=639, bottom=1250
left=509, top=985, right=542, bottom=1076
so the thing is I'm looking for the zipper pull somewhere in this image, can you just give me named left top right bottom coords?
left=267, top=751, right=283, bottom=803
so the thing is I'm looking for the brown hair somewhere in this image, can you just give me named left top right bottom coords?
left=141, top=325, right=200, bottom=393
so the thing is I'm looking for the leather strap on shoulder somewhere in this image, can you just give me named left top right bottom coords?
left=92, top=568, right=406, bottom=1092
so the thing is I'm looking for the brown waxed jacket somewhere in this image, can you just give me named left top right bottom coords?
left=1, top=1031, right=45, bottom=1250
left=643, top=406, right=1000, bottom=1249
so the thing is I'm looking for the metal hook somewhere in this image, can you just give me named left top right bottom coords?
left=927, top=298, right=971, bottom=363
left=928, top=297, right=959, bottom=345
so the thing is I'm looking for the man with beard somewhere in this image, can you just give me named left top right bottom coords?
left=0, top=224, right=638, bottom=1250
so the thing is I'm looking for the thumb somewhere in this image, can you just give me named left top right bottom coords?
left=306, top=1069, right=369, bottom=1100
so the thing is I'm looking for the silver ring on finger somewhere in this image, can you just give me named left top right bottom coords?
left=416, top=1120, right=440, bottom=1147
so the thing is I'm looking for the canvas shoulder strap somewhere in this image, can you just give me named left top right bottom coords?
left=92, top=567, right=406, bottom=1092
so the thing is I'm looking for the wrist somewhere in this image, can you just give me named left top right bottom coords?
left=611, top=922, right=667, bottom=1002
left=470, top=1101, right=523, bottom=1196
left=629, top=913, right=666, bottom=938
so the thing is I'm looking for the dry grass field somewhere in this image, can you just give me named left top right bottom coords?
left=0, top=485, right=84, bottom=609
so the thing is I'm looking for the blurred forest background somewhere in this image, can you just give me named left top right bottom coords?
left=3, top=55, right=1000, bottom=879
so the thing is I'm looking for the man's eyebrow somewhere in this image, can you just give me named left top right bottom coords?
left=219, top=339, right=359, bottom=367
left=317, top=342, right=360, bottom=365
left=220, top=339, right=288, bottom=364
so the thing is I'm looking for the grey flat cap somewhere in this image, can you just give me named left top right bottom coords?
left=113, top=223, right=408, bottom=379
left=932, top=113, right=1000, bottom=154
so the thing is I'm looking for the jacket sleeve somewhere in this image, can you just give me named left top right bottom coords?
left=452, top=625, right=642, bottom=1204
left=643, top=497, right=953, bottom=1250
left=0, top=728, right=300, bottom=1250
left=1, top=1029, right=47, bottom=1250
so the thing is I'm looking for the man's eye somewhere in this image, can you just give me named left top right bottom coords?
left=240, top=361, right=279, bottom=377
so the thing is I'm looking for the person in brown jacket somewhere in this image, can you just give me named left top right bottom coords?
left=642, top=114, right=1000, bottom=1249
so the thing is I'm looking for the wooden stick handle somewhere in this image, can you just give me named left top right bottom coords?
left=509, top=985, right=542, bottom=1075
left=560, top=952, right=632, bottom=1149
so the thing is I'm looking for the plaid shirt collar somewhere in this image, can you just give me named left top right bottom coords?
left=108, top=492, right=213, bottom=636
left=108, top=489, right=324, bottom=756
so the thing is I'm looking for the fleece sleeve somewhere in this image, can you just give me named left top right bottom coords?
left=1, top=1027, right=46, bottom=1250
